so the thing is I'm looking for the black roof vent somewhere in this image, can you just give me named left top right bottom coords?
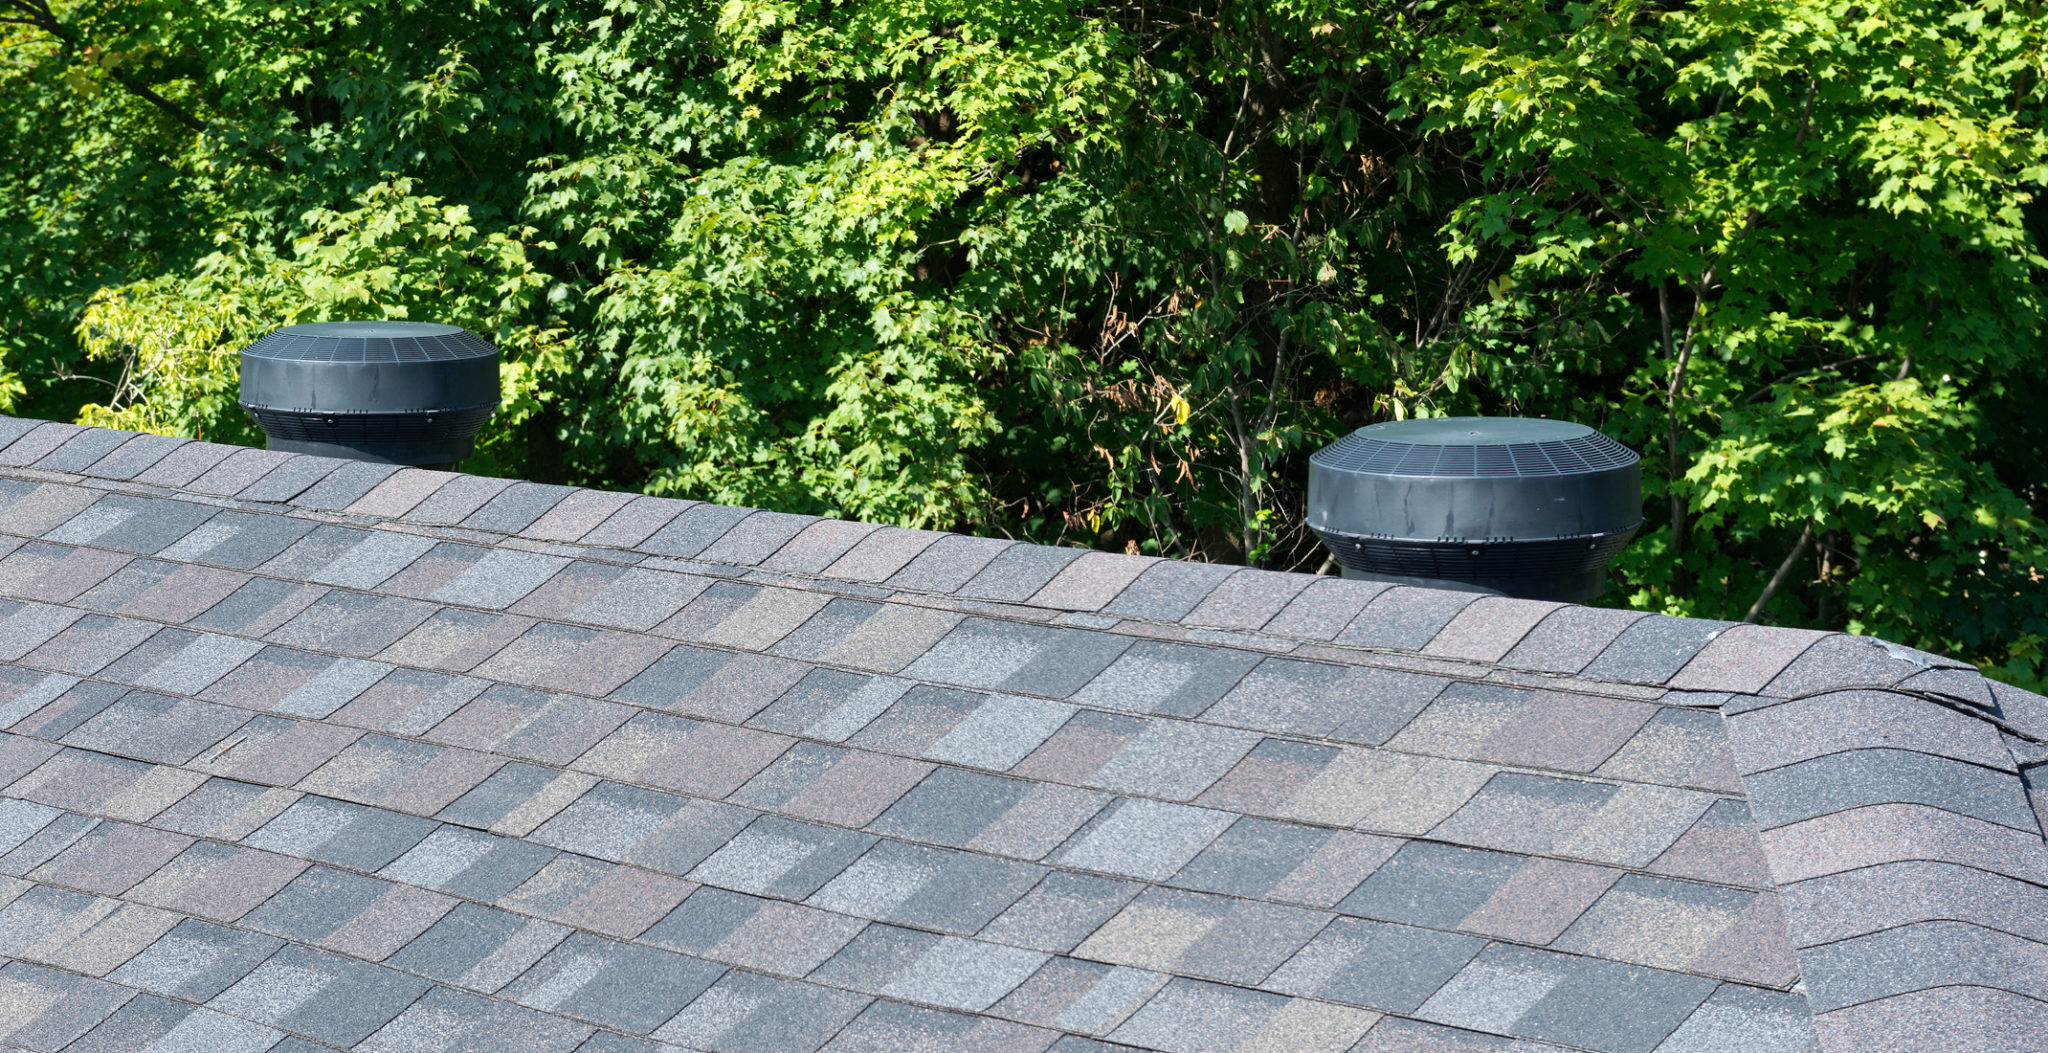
left=1307, top=417, right=1642, bottom=601
left=238, top=321, right=500, bottom=467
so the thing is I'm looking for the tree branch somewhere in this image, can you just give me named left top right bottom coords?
left=4, top=0, right=283, bottom=171
left=1744, top=521, right=1815, bottom=623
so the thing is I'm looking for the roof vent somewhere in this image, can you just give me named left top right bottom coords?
left=1306, top=417, right=1642, bottom=601
left=238, top=321, right=500, bottom=468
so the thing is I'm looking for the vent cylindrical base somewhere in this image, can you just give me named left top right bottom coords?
left=238, top=321, right=501, bottom=467
left=1314, top=527, right=1640, bottom=602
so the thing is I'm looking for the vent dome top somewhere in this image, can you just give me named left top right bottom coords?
left=240, top=321, right=497, bottom=364
left=1312, top=417, right=1636, bottom=478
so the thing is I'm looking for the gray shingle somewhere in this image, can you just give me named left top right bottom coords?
left=1799, top=919, right=2048, bottom=1011
left=209, top=942, right=430, bottom=1045
left=505, top=931, right=725, bottom=1034
left=822, top=998, right=1057, bottom=1053
left=1581, top=616, right=1737, bottom=686
left=380, top=824, right=557, bottom=900
left=237, top=454, right=340, bottom=502
left=885, top=534, right=1014, bottom=592
left=1201, top=658, right=1447, bottom=742
left=1078, top=886, right=1330, bottom=986
left=291, top=459, right=402, bottom=510
left=1745, top=747, right=2038, bottom=832
left=697, top=509, right=820, bottom=565
left=1338, top=587, right=1484, bottom=650
left=1261, top=578, right=1392, bottom=640
left=462, top=482, right=579, bottom=533
left=362, top=985, right=594, bottom=1053
left=401, top=474, right=517, bottom=525
left=1776, top=859, right=2048, bottom=948
left=1100, top=560, right=1241, bottom=622
left=68, top=996, right=285, bottom=1053
left=0, top=415, right=51, bottom=451
left=656, top=971, right=872, bottom=1052
left=0, top=961, right=138, bottom=1050
left=641, top=503, right=756, bottom=559
left=0, top=422, right=86, bottom=465
left=1168, top=817, right=1332, bottom=899
left=243, top=796, right=439, bottom=870
left=808, top=839, right=1043, bottom=934
left=531, top=781, right=753, bottom=876
left=980, top=871, right=1144, bottom=954
left=958, top=544, right=1084, bottom=602
left=1337, top=841, right=1521, bottom=929
left=1069, top=641, right=1262, bottom=718
left=166, top=510, right=319, bottom=570
left=1418, top=945, right=1716, bottom=1053
left=578, top=495, right=694, bottom=548
left=1183, top=569, right=1313, bottom=631
left=1055, top=798, right=1235, bottom=881
left=1104, top=979, right=1288, bottom=1052
left=80, top=432, right=187, bottom=481
left=386, top=901, right=569, bottom=992
left=187, top=448, right=293, bottom=496
left=61, top=690, right=247, bottom=764
left=1654, top=984, right=1816, bottom=1053
left=641, top=886, right=865, bottom=976
left=1499, top=606, right=1652, bottom=674
left=1266, top=917, right=1485, bottom=1013
left=688, top=815, right=875, bottom=899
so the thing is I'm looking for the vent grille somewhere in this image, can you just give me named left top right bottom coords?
left=243, top=406, right=496, bottom=444
left=1319, top=531, right=1637, bottom=580
left=1312, top=429, right=1636, bottom=477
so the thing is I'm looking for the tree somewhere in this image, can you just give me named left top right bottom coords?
left=3, top=0, right=2044, bottom=687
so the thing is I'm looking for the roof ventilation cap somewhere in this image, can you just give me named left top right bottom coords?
left=238, top=320, right=500, bottom=468
left=1307, top=416, right=1642, bottom=602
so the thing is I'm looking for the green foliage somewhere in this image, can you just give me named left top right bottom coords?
left=2, top=0, right=2044, bottom=688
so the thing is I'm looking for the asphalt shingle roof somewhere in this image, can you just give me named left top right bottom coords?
left=0, top=415, right=2040, bottom=1053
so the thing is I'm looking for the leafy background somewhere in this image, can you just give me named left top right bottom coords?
left=3, top=0, right=2043, bottom=688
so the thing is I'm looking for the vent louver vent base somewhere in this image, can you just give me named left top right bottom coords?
left=238, top=321, right=500, bottom=467
left=1307, top=417, right=1642, bottom=602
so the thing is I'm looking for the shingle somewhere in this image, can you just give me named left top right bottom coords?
left=531, top=783, right=752, bottom=876
left=1811, top=987, right=2048, bottom=1053
left=1055, top=798, right=1234, bottom=881
left=1201, top=659, right=1446, bottom=742
left=1181, top=569, right=1312, bottom=631
left=8, top=678, right=120, bottom=741
left=185, top=448, right=293, bottom=495
left=267, top=591, right=435, bottom=655
left=922, top=694, right=1078, bottom=771
left=33, top=425, right=140, bottom=472
left=1724, top=688, right=2012, bottom=775
left=237, top=454, right=340, bottom=502
left=912, top=618, right=1133, bottom=698
left=378, top=607, right=537, bottom=672
left=1423, top=597, right=1565, bottom=663
left=641, top=503, right=756, bottom=559
left=61, top=690, right=248, bottom=764
left=1417, top=945, right=1716, bottom=1053
left=993, top=958, right=1165, bottom=1036
left=239, top=864, right=432, bottom=949
left=20, top=612, right=160, bottom=676
left=0, top=422, right=85, bottom=465
left=28, top=820, right=191, bottom=894
left=1338, top=587, right=1484, bottom=651
left=655, top=970, right=872, bottom=1052
left=1429, top=772, right=1617, bottom=856
left=1273, top=748, right=1495, bottom=835
left=1078, top=886, right=1330, bottom=986
left=1498, top=606, right=1651, bottom=674
left=400, top=474, right=517, bottom=525
left=1664, top=624, right=1826, bottom=694
left=680, top=585, right=832, bottom=651
left=193, top=714, right=362, bottom=786
left=77, top=562, right=250, bottom=625
left=1028, top=552, right=1157, bottom=612
left=461, top=482, right=578, bottom=533
left=504, top=931, right=725, bottom=1035
left=67, top=996, right=284, bottom=1053
left=1338, top=841, right=1521, bottom=929
left=270, top=655, right=398, bottom=720
left=1746, top=747, right=2037, bottom=832
left=576, top=711, right=793, bottom=798
left=295, top=733, right=503, bottom=815
left=822, top=998, right=1059, bottom=1053
left=1654, top=984, right=1816, bottom=1053
left=1260, top=578, right=1392, bottom=640
left=0, top=603, right=84, bottom=663
left=957, top=544, right=1084, bottom=602
left=209, top=942, right=430, bottom=1045
left=0, top=544, right=131, bottom=604
left=54, top=495, right=222, bottom=555
left=1551, top=874, right=1761, bottom=972
left=1761, top=632, right=1957, bottom=697
left=380, top=824, right=556, bottom=900
left=385, top=902, right=569, bottom=992
left=688, top=815, right=875, bottom=898
left=37, top=901, right=180, bottom=981
left=361, top=985, right=594, bottom=1053
left=1456, top=856, right=1621, bottom=945
left=1801, top=918, right=2048, bottom=1012
left=761, top=519, right=883, bottom=574
left=0, top=882, right=107, bottom=960
left=1109, top=979, right=1367, bottom=1053
left=505, top=559, right=628, bottom=620
left=76, top=432, right=184, bottom=480
left=697, top=510, right=820, bottom=565
left=426, top=684, right=631, bottom=766
left=1776, top=859, right=2048, bottom=948
left=286, top=459, right=399, bottom=510
left=242, top=795, right=439, bottom=869
left=110, top=918, right=283, bottom=1001
left=126, top=841, right=305, bottom=924
left=1069, top=641, right=1263, bottom=719
left=342, top=467, right=457, bottom=518
left=1578, top=616, right=1737, bottom=686
left=731, top=741, right=933, bottom=827
left=554, top=567, right=708, bottom=632
left=1648, top=798, right=1772, bottom=889
left=881, top=934, right=1051, bottom=1013
left=519, top=487, right=639, bottom=542
left=809, top=839, right=1043, bottom=935
left=304, top=530, right=439, bottom=589
left=1596, top=707, right=1743, bottom=793
left=0, top=960, right=135, bottom=1049
left=148, top=778, right=299, bottom=842
left=642, top=886, right=866, bottom=976
left=1080, top=720, right=1260, bottom=801
left=1266, top=917, right=1485, bottom=1015
left=0, top=808, right=95, bottom=875
left=883, top=534, right=1013, bottom=592
left=0, top=483, right=99, bottom=537
left=435, top=761, right=591, bottom=834
left=578, top=495, right=694, bottom=549
left=0, top=415, right=44, bottom=449
left=1348, top=1018, right=1537, bottom=1052
left=1168, top=817, right=1332, bottom=899
left=977, top=870, right=1143, bottom=953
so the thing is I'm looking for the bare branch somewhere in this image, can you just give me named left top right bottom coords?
left=1745, top=521, right=1816, bottom=623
